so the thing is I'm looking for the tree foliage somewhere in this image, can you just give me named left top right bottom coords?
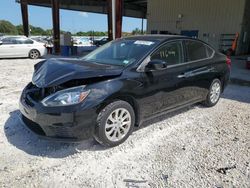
left=0, top=20, right=145, bottom=36
left=16, top=25, right=24, bottom=35
left=0, top=20, right=18, bottom=35
left=76, top=31, right=107, bottom=36
left=30, top=25, right=48, bottom=35
left=132, top=28, right=142, bottom=35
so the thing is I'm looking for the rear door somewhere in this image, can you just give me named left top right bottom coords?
left=15, top=38, right=34, bottom=57
left=181, top=40, right=216, bottom=100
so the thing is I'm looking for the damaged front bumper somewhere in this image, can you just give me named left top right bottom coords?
left=19, top=84, right=97, bottom=141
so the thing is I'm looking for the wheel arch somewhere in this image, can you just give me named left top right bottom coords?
left=96, top=94, right=141, bottom=127
left=213, top=74, right=226, bottom=92
left=29, top=49, right=41, bottom=57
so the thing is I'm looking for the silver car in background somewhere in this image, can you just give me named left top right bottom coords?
left=0, top=36, right=47, bottom=59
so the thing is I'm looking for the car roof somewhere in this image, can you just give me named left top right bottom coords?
left=123, top=34, right=187, bottom=42
left=122, top=34, right=214, bottom=49
left=2, top=36, right=28, bottom=39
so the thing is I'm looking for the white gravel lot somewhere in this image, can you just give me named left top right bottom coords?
left=0, top=58, right=249, bottom=188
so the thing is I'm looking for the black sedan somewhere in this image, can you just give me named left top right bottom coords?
left=19, top=35, right=231, bottom=147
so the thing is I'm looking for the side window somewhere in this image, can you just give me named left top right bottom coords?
left=24, top=39, right=34, bottom=44
left=1, top=38, right=15, bottom=45
left=151, top=42, right=184, bottom=65
left=185, top=40, right=210, bottom=61
left=15, top=39, right=23, bottom=44
left=206, top=46, right=214, bottom=57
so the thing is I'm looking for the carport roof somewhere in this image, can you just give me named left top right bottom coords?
left=16, top=0, right=147, bottom=18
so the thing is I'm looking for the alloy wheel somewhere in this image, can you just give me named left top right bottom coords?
left=210, top=82, right=221, bottom=104
left=30, top=50, right=39, bottom=59
left=105, top=108, right=131, bottom=142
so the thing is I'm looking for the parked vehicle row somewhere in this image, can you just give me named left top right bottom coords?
left=72, top=36, right=109, bottom=47
left=19, top=35, right=231, bottom=147
left=0, top=35, right=111, bottom=59
left=93, top=37, right=109, bottom=46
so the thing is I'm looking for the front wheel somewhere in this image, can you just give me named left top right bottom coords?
left=203, top=79, right=222, bottom=107
left=94, top=101, right=135, bottom=147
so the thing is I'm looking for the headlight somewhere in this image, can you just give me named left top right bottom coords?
left=42, top=86, right=90, bottom=107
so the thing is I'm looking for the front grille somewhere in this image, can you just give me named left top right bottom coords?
left=24, top=97, right=34, bottom=107
left=47, top=125, right=76, bottom=138
left=22, top=115, right=46, bottom=136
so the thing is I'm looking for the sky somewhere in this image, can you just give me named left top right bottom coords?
left=0, top=0, right=146, bottom=33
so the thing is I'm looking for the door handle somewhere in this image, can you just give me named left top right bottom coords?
left=177, top=74, right=186, bottom=78
left=177, top=72, right=192, bottom=78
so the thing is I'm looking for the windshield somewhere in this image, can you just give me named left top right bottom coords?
left=82, top=39, right=158, bottom=66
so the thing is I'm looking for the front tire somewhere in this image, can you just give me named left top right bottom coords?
left=29, top=49, right=40, bottom=59
left=94, top=101, right=135, bottom=147
left=203, top=79, right=222, bottom=107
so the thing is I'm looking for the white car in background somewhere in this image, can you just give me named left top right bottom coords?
left=73, top=37, right=92, bottom=46
left=0, top=36, right=47, bottom=59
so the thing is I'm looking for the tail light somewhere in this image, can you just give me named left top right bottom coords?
left=226, top=56, right=231, bottom=69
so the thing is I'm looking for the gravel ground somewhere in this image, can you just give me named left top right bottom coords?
left=0, top=58, right=249, bottom=188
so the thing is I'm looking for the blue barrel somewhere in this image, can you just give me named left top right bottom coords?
left=70, top=46, right=78, bottom=56
left=61, top=46, right=70, bottom=56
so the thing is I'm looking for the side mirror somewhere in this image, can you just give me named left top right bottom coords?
left=145, top=59, right=167, bottom=71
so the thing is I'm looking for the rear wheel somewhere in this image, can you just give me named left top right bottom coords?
left=94, top=101, right=135, bottom=147
left=203, top=79, right=222, bottom=107
left=29, top=49, right=40, bottom=59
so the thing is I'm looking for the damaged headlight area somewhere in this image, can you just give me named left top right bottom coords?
left=42, top=86, right=90, bottom=107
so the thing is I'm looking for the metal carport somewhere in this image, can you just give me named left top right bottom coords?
left=16, top=0, right=147, bottom=53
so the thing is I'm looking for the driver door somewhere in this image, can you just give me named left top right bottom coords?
left=139, top=41, right=190, bottom=118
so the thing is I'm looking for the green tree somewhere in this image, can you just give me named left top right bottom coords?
left=16, top=25, right=24, bottom=35
left=75, top=31, right=107, bottom=36
left=132, top=28, right=142, bottom=35
left=29, top=25, right=47, bottom=35
left=45, top=29, right=53, bottom=35
left=0, top=20, right=18, bottom=35
left=16, top=24, right=50, bottom=36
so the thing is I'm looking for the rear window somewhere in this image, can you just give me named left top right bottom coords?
left=206, top=46, right=214, bottom=57
left=185, top=40, right=213, bottom=61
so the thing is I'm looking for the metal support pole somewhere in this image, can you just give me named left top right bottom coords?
left=141, top=18, right=144, bottom=34
left=20, top=0, right=29, bottom=37
left=115, top=0, right=123, bottom=39
left=112, top=0, right=116, bottom=40
left=107, top=0, right=113, bottom=41
left=52, top=0, right=60, bottom=54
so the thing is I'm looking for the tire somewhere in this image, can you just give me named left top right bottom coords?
left=29, top=49, right=40, bottom=59
left=203, top=79, right=222, bottom=107
left=94, top=100, right=135, bottom=147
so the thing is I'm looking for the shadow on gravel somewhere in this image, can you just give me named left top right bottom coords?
left=138, top=105, right=195, bottom=130
left=4, top=110, right=108, bottom=158
left=5, top=107, right=195, bottom=158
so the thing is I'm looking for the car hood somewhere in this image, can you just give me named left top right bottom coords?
left=32, top=58, right=123, bottom=88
